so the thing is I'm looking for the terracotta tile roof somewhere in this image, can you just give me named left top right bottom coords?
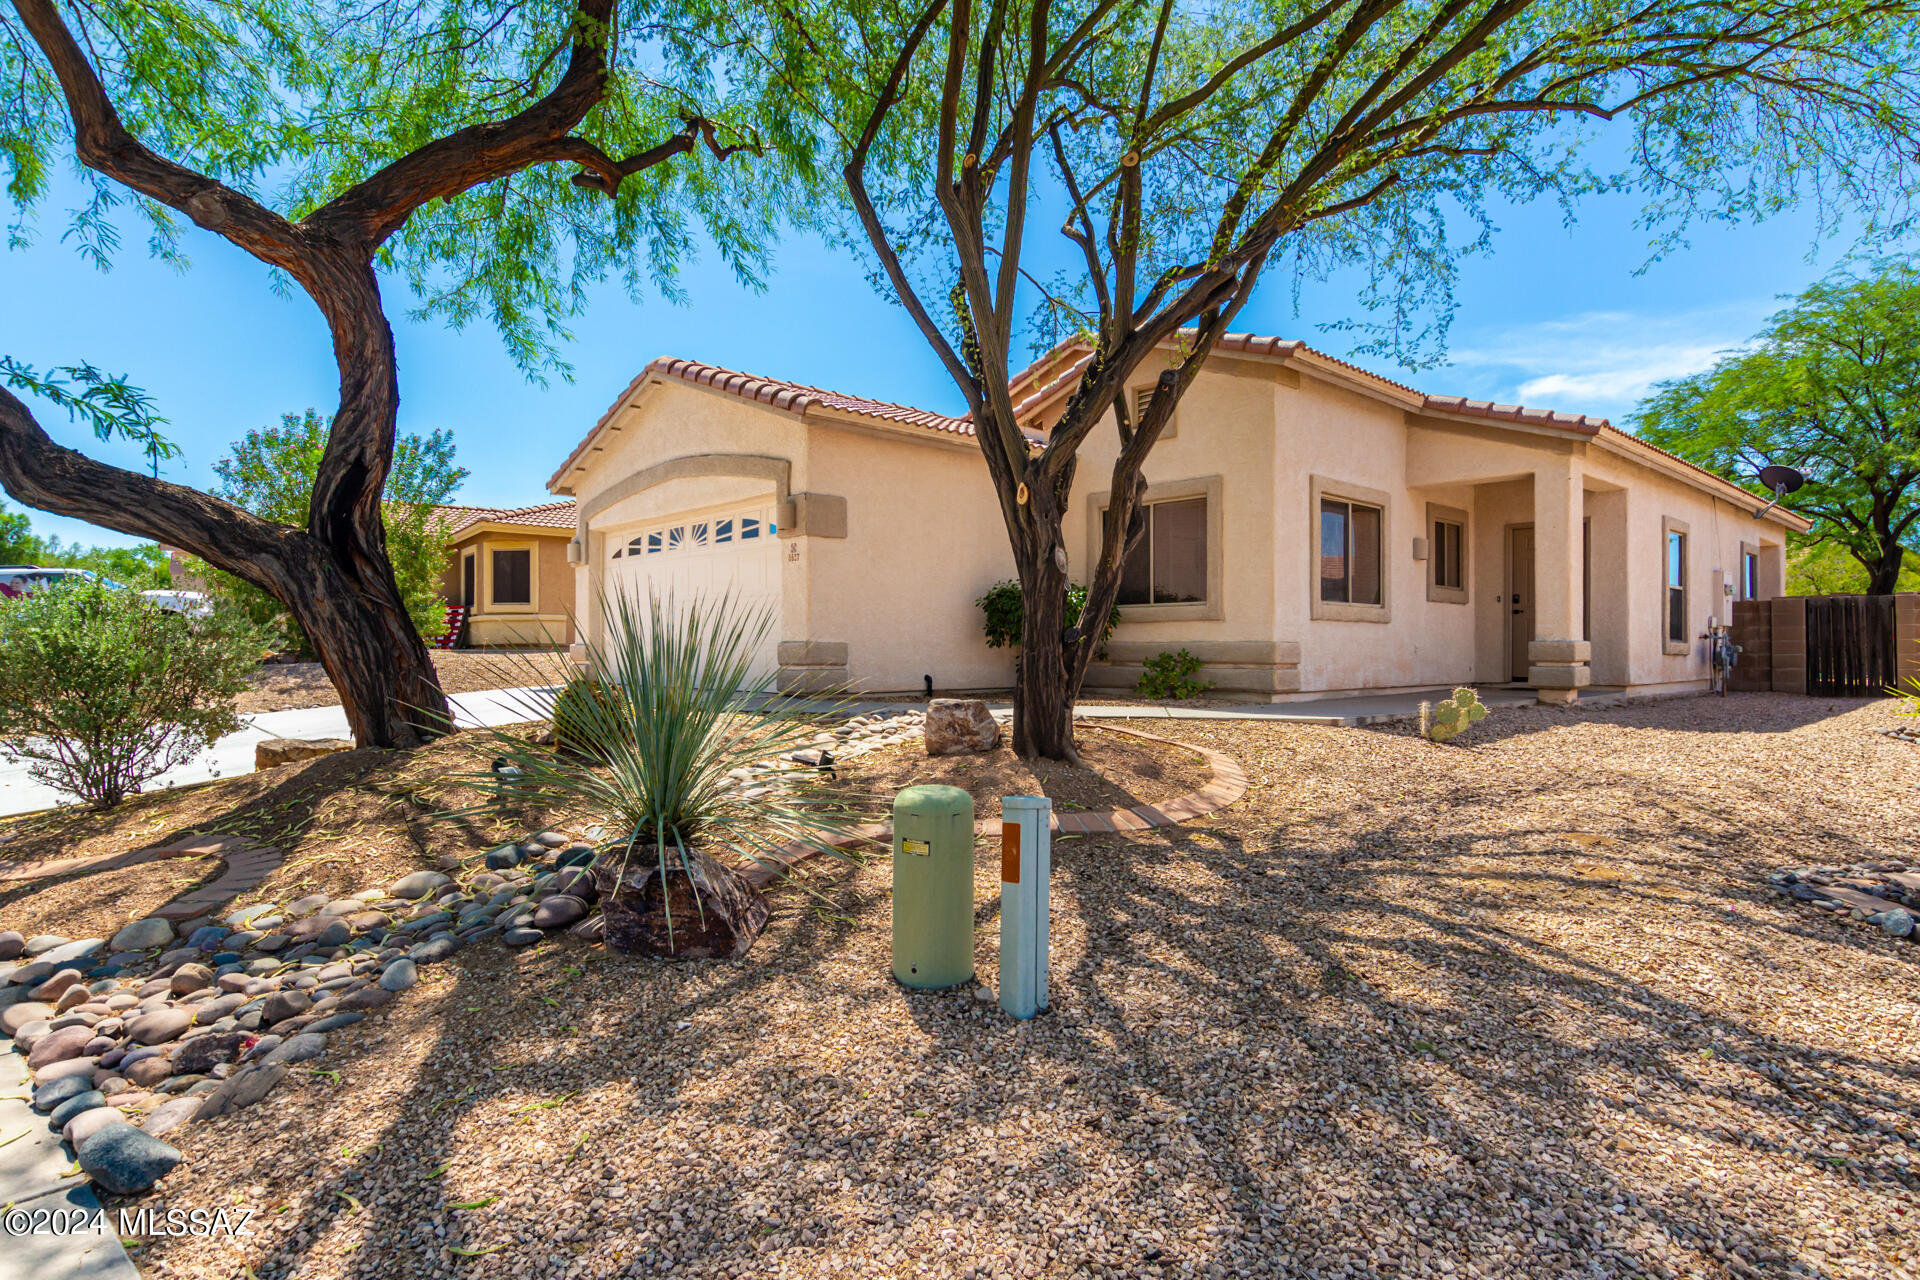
left=427, top=500, right=577, bottom=538
left=549, top=334, right=1797, bottom=525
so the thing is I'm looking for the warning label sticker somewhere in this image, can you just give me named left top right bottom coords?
left=902, top=838, right=931, bottom=856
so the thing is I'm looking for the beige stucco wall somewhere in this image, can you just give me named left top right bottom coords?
left=553, top=355, right=1799, bottom=702
left=443, top=530, right=575, bottom=647
left=560, top=379, right=1015, bottom=693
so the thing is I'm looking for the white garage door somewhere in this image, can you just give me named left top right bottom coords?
left=606, top=504, right=782, bottom=682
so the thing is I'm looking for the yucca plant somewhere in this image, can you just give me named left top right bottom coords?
left=452, top=587, right=865, bottom=959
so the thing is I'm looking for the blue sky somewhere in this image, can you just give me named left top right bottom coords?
left=0, top=160, right=1881, bottom=549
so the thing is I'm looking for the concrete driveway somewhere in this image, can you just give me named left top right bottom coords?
left=0, top=685, right=559, bottom=819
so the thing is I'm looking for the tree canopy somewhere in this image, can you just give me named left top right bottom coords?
left=1636, top=258, right=1920, bottom=594
left=2, top=0, right=814, bottom=375
left=743, top=0, right=1920, bottom=754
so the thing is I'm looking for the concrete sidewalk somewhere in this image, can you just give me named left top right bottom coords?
left=0, top=1039, right=141, bottom=1280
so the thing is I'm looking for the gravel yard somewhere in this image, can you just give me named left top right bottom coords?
left=55, top=694, right=1920, bottom=1279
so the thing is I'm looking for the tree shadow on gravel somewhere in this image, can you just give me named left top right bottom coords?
left=128, top=740, right=1920, bottom=1280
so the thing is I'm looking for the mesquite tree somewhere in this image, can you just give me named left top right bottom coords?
left=0, top=0, right=794, bottom=745
left=767, top=0, right=1920, bottom=759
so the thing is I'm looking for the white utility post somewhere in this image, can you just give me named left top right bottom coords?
left=998, top=795, right=1052, bottom=1019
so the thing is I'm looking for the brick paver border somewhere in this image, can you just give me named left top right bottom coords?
left=743, top=722, right=1247, bottom=887
left=0, top=832, right=285, bottom=923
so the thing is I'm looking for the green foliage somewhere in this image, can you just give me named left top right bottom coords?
left=0, top=357, right=176, bottom=470
left=1420, top=688, right=1490, bottom=744
left=455, top=590, right=863, bottom=888
left=0, top=0, right=816, bottom=377
left=1788, top=542, right=1920, bottom=595
left=550, top=677, right=627, bottom=757
left=778, top=0, right=1920, bottom=371
left=0, top=579, right=258, bottom=808
left=976, top=580, right=1120, bottom=656
left=0, top=498, right=171, bottom=587
left=0, top=499, right=35, bottom=564
left=1137, top=649, right=1212, bottom=700
left=191, top=410, right=467, bottom=648
left=1636, top=259, right=1920, bottom=593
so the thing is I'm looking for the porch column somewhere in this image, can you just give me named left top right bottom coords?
left=1528, top=457, right=1590, bottom=704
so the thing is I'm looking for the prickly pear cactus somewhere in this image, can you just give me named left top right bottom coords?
left=1421, top=687, right=1489, bottom=744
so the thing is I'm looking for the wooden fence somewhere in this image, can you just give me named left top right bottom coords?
left=1730, top=593, right=1920, bottom=695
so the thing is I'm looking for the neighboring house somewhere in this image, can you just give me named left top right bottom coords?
left=430, top=501, right=578, bottom=648
left=548, top=334, right=1809, bottom=703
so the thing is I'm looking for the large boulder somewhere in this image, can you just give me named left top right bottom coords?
left=923, top=699, right=1001, bottom=756
left=255, top=737, right=355, bottom=771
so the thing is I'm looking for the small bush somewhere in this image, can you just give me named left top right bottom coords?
left=1419, top=687, right=1490, bottom=743
left=0, top=581, right=259, bottom=808
left=976, top=579, right=1122, bottom=657
left=550, top=676, right=627, bottom=758
left=1138, top=648, right=1213, bottom=699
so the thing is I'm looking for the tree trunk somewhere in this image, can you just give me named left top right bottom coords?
left=1012, top=555, right=1076, bottom=759
left=0, top=386, right=450, bottom=749
left=1865, top=540, right=1906, bottom=595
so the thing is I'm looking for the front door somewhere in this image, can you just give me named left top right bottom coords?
left=1509, top=525, right=1534, bottom=682
left=461, top=553, right=476, bottom=608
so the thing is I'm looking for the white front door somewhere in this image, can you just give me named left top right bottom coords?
left=605, top=504, right=782, bottom=682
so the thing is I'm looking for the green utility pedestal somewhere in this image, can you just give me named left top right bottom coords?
left=891, top=784, right=976, bottom=989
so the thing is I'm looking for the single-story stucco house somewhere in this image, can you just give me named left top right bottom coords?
left=431, top=501, right=578, bottom=647
left=546, top=333, right=1810, bottom=703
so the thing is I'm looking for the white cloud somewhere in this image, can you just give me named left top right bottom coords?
left=1438, top=303, right=1769, bottom=420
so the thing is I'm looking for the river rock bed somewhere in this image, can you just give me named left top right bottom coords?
left=1768, top=862, right=1920, bottom=937
left=0, top=710, right=929, bottom=1199
left=1, top=828, right=611, bottom=1194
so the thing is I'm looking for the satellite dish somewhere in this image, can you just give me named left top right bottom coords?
left=1754, top=464, right=1806, bottom=519
left=1758, top=464, right=1806, bottom=495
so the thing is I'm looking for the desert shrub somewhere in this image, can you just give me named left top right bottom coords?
left=550, top=676, right=627, bottom=756
left=0, top=580, right=259, bottom=807
left=1138, top=648, right=1213, bottom=699
left=976, top=579, right=1122, bottom=657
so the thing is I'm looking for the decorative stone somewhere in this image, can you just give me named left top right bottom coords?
left=29, top=969, right=84, bottom=1002
left=194, top=1063, right=286, bottom=1119
left=65, top=1105, right=125, bottom=1147
left=110, top=918, right=176, bottom=952
left=122, top=1056, right=174, bottom=1088
left=261, top=1033, right=324, bottom=1067
left=169, top=964, right=214, bottom=995
left=533, top=895, right=589, bottom=929
left=1, top=1001, right=55, bottom=1035
left=923, top=699, right=1001, bottom=756
left=139, top=1095, right=203, bottom=1138
left=389, top=871, right=451, bottom=900
left=503, top=928, right=543, bottom=946
left=22, top=934, right=70, bottom=956
left=556, top=845, right=596, bottom=869
left=377, top=959, right=418, bottom=992
left=407, top=935, right=460, bottom=964
left=0, top=931, right=22, bottom=960
left=78, top=1122, right=183, bottom=1194
left=48, top=1090, right=106, bottom=1130
left=254, top=737, right=354, bottom=770
left=304, top=1012, right=364, bottom=1034
left=126, top=1008, right=194, bottom=1045
left=484, top=844, right=523, bottom=871
left=26, top=1024, right=94, bottom=1068
left=35, top=939, right=103, bottom=967
left=172, top=1031, right=249, bottom=1076
left=259, top=990, right=311, bottom=1023
left=32, top=1073, right=94, bottom=1113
